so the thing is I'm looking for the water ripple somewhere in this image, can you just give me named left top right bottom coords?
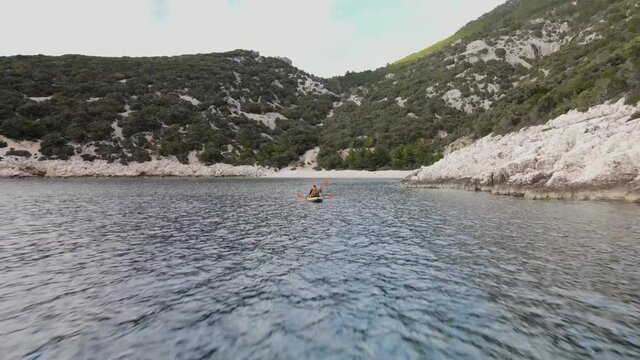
left=0, top=178, right=639, bottom=359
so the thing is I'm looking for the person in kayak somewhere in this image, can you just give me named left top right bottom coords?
left=308, top=185, right=322, bottom=198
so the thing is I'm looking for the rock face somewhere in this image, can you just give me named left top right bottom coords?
left=443, top=135, right=475, bottom=156
left=402, top=100, right=640, bottom=202
left=0, top=158, right=274, bottom=178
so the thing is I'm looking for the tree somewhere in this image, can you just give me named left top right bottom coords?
left=198, top=142, right=224, bottom=164
left=40, top=133, right=74, bottom=160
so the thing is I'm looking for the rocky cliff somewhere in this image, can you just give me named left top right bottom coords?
left=403, top=100, right=640, bottom=202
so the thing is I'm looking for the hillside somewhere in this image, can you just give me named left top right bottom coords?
left=319, top=0, right=640, bottom=170
left=1, top=0, right=639, bottom=176
left=0, top=50, right=337, bottom=170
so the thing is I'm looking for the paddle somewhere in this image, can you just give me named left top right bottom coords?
left=322, top=181, right=337, bottom=188
left=320, top=181, right=337, bottom=199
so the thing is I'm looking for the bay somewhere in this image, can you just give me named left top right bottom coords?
left=0, top=178, right=639, bottom=359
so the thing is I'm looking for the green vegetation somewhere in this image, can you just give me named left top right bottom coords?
left=317, top=144, right=443, bottom=171
left=0, top=50, right=338, bottom=167
left=40, top=133, right=75, bottom=160
left=394, top=0, right=613, bottom=66
left=317, top=0, right=639, bottom=169
left=394, top=36, right=460, bottom=67
left=6, top=148, right=31, bottom=157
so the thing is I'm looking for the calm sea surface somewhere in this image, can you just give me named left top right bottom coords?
left=0, top=178, right=639, bottom=359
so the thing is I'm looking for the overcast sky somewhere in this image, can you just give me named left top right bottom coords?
left=0, top=0, right=506, bottom=77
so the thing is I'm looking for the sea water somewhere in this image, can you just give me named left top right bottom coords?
left=0, top=178, right=638, bottom=359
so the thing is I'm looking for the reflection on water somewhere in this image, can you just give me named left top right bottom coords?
left=0, top=178, right=639, bottom=359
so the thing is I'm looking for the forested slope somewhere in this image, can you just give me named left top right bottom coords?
left=319, top=0, right=640, bottom=170
left=0, top=50, right=337, bottom=168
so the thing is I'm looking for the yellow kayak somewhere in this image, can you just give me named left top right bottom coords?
left=306, top=197, right=324, bottom=203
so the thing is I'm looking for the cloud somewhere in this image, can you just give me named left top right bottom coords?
left=0, top=0, right=506, bottom=77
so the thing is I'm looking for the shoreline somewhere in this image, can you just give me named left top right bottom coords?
left=2, top=158, right=638, bottom=202
left=401, top=180, right=640, bottom=202
left=0, top=158, right=274, bottom=178
left=0, top=157, right=411, bottom=179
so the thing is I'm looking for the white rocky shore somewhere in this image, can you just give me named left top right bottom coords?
left=0, top=157, right=274, bottom=178
left=0, top=137, right=407, bottom=178
left=403, top=100, right=640, bottom=202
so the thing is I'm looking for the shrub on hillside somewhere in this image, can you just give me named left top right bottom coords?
left=0, top=118, right=45, bottom=140
left=6, top=148, right=31, bottom=157
left=130, top=147, right=152, bottom=163
left=198, top=143, right=224, bottom=165
left=40, top=133, right=74, bottom=160
left=95, top=142, right=122, bottom=162
left=0, top=90, right=25, bottom=119
left=623, top=37, right=640, bottom=60
left=81, top=154, right=97, bottom=162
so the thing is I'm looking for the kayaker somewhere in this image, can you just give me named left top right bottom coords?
left=308, top=185, right=322, bottom=198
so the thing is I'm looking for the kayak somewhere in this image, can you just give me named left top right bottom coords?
left=306, top=197, right=324, bottom=203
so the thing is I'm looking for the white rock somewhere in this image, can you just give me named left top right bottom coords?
left=580, top=32, right=602, bottom=45
left=28, top=96, right=52, bottom=102
left=473, top=74, right=487, bottom=81
left=403, top=100, right=640, bottom=201
left=240, top=112, right=287, bottom=130
left=297, top=146, right=320, bottom=168
left=395, top=97, right=408, bottom=108
left=426, top=86, right=437, bottom=98
left=297, top=76, right=335, bottom=96
left=348, top=94, right=362, bottom=106
left=463, top=40, right=500, bottom=63
left=179, top=95, right=201, bottom=106
left=442, top=89, right=485, bottom=114
left=225, top=96, right=242, bottom=114
left=0, top=157, right=273, bottom=178
left=111, top=120, right=125, bottom=140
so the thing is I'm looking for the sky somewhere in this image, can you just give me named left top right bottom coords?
left=0, top=0, right=507, bottom=77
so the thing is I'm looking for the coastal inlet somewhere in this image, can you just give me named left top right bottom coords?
left=0, top=178, right=639, bottom=359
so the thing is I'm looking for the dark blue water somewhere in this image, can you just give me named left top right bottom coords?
left=0, top=178, right=639, bottom=359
